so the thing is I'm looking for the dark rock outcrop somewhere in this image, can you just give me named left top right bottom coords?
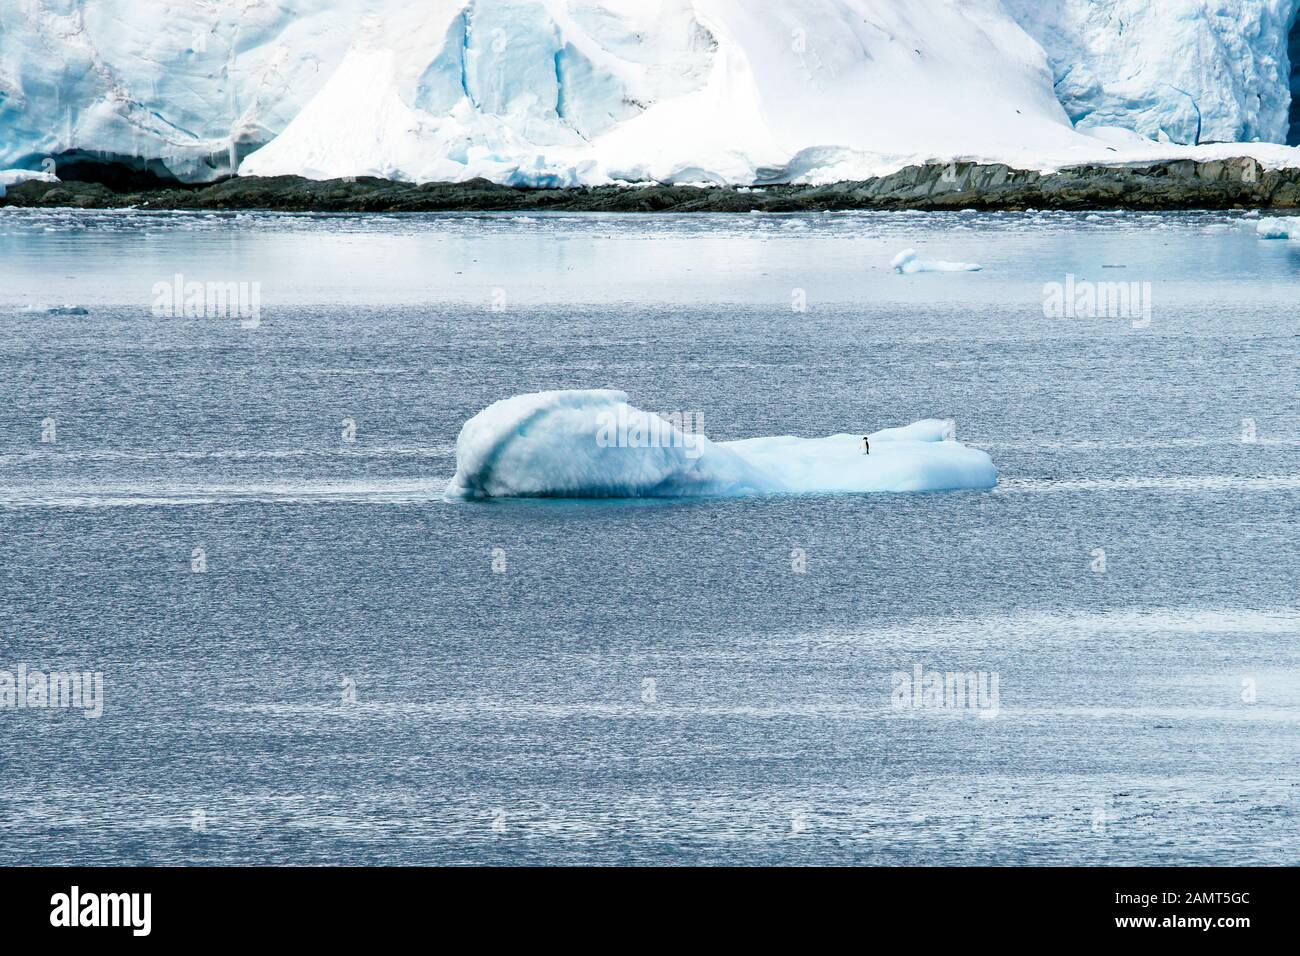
left=3, top=157, right=1295, bottom=212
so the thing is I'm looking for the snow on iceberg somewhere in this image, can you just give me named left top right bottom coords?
left=891, top=249, right=982, bottom=274
left=445, top=390, right=996, bottom=500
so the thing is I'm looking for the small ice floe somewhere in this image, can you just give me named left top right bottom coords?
left=1255, top=217, right=1300, bottom=239
left=891, top=248, right=982, bottom=274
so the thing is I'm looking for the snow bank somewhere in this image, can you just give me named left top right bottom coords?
left=445, top=390, right=996, bottom=499
left=891, top=249, right=982, bottom=274
left=1, top=169, right=57, bottom=187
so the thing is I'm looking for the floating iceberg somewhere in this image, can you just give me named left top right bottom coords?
left=11, top=304, right=90, bottom=316
left=1256, top=217, right=1300, bottom=238
left=445, top=390, right=996, bottom=500
left=891, top=249, right=983, bottom=274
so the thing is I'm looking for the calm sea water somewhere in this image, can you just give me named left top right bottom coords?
left=0, top=207, right=1296, bottom=865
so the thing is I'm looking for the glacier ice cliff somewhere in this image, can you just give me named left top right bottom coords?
left=0, top=0, right=366, bottom=182
left=1005, top=1, right=1300, bottom=146
left=445, top=390, right=997, bottom=499
left=3, top=1, right=1300, bottom=187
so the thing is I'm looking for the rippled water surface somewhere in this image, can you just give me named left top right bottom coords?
left=0, top=208, right=1297, bottom=864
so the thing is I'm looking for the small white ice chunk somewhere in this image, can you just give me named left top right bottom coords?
left=1255, top=217, right=1300, bottom=239
left=891, top=248, right=982, bottom=273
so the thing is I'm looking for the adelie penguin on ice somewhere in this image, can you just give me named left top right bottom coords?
left=862, top=437, right=870, bottom=455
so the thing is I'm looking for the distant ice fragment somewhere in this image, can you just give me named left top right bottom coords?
left=12, top=304, right=89, bottom=315
left=891, top=248, right=982, bottom=274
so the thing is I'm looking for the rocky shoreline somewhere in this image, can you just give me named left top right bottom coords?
left=3, top=158, right=1298, bottom=213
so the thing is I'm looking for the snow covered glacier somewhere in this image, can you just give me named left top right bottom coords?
left=445, top=390, right=997, bottom=499
left=3, top=1, right=1300, bottom=187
